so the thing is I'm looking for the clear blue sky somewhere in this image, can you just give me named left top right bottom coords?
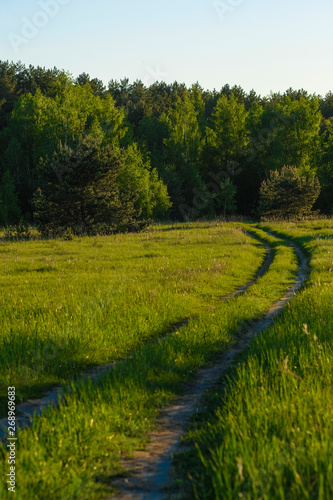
left=1, top=0, right=333, bottom=97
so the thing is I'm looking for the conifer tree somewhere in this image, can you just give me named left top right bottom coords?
left=259, top=165, right=321, bottom=220
left=33, top=136, right=144, bottom=234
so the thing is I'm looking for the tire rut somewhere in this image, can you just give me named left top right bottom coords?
left=107, top=232, right=308, bottom=500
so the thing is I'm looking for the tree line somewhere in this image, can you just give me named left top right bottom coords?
left=0, top=60, right=332, bottom=232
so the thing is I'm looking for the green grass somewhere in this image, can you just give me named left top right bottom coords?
left=0, top=222, right=265, bottom=417
left=175, top=220, right=333, bottom=500
left=0, top=223, right=299, bottom=499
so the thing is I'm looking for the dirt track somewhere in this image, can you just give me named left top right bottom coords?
left=108, top=231, right=308, bottom=500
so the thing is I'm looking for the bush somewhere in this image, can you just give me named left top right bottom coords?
left=62, top=227, right=73, bottom=240
left=259, top=165, right=321, bottom=220
left=3, top=220, right=31, bottom=241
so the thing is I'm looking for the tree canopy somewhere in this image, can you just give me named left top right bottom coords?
left=0, top=60, right=332, bottom=228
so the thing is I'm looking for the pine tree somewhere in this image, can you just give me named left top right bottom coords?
left=259, top=165, right=321, bottom=220
left=33, top=136, right=145, bottom=235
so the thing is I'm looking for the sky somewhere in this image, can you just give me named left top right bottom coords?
left=1, top=0, right=333, bottom=97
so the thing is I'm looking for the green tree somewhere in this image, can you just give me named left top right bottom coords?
left=117, top=143, right=171, bottom=219
left=158, top=91, right=207, bottom=218
left=216, top=178, right=237, bottom=217
left=163, top=92, right=203, bottom=166
left=317, top=117, right=333, bottom=213
left=259, top=165, right=321, bottom=220
left=76, top=73, right=106, bottom=97
left=33, top=136, right=143, bottom=234
left=6, top=84, right=126, bottom=166
left=237, top=101, right=265, bottom=214
left=190, top=83, right=206, bottom=134
left=320, top=91, right=333, bottom=119
left=262, top=96, right=322, bottom=174
left=0, top=64, right=19, bottom=129
left=2, top=84, right=126, bottom=217
left=205, top=93, right=249, bottom=172
left=0, top=170, right=21, bottom=226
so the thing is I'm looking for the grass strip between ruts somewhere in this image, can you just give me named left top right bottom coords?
left=175, top=220, right=333, bottom=500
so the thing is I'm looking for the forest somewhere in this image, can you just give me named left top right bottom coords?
left=0, top=60, right=333, bottom=232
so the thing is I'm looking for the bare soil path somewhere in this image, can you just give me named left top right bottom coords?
left=107, top=232, right=308, bottom=500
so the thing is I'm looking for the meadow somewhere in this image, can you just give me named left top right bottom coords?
left=0, top=223, right=263, bottom=418
left=0, top=220, right=321, bottom=499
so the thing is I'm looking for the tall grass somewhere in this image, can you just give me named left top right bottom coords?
left=177, top=220, right=333, bottom=499
left=0, top=224, right=299, bottom=499
left=0, top=222, right=265, bottom=417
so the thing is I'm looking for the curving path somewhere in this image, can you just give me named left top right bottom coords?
left=107, top=231, right=308, bottom=500
left=0, top=230, right=272, bottom=442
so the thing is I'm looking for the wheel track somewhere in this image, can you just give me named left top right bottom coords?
left=107, top=230, right=308, bottom=500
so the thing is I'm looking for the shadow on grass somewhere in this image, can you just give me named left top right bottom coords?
left=0, top=315, right=196, bottom=419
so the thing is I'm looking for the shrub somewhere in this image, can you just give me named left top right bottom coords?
left=259, top=165, right=321, bottom=220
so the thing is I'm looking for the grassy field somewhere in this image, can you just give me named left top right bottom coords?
left=175, top=219, right=333, bottom=500
left=0, top=222, right=300, bottom=499
left=0, top=222, right=265, bottom=418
